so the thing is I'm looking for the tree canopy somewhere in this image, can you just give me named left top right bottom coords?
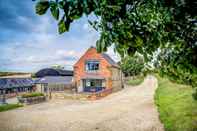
left=120, top=54, right=144, bottom=76
left=34, top=0, right=197, bottom=98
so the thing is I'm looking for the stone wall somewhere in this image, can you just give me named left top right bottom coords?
left=110, top=67, right=123, bottom=92
left=18, top=96, right=46, bottom=105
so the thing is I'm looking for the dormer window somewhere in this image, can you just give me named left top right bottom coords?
left=85, top=60, right=99, bottom=71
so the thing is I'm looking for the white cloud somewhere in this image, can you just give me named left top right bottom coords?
left=55, top=50, right=81, bottom=58
left=1, top=13, right=121, bottom=72
left=0, top=15, right=99, bottom=72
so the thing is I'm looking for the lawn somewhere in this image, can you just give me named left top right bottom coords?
left=126, top=75, right=144, bottom=86
left=155, top=76, right=197, bottom=131
left=0, top=104, right=23, bottom=112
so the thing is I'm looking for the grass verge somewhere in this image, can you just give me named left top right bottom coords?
left=155, top=75, right=197, bottom=131
left=0, top=104, right=23, bottom=112
left=126, top=75, right=144, bottom=86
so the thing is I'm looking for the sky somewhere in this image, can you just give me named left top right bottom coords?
left=0, top=0, right=120, bottom=73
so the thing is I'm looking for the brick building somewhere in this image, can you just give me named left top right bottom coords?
left=74, top=47, right=123, bottom=93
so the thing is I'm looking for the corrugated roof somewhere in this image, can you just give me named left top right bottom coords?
left=0, top=78, right=34, bottom=89
left=35, top=76, right=73, bottom=84
left=55, top=69, right=73, bottom=76
left=35, top=68, right=73, bottom=78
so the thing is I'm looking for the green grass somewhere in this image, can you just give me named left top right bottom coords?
left=21, top=92, right=44, bottom=98
left=155, top=76, right=197, bottom=131
left=126, top=75, right=144, bottom=86
left=0, top=104, right=23, bottom=112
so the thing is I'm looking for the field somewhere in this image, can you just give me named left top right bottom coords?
left=0, top=72, right=31, bottom=78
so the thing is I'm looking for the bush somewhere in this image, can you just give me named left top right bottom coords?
left=21, top=92, right=44, bottom=98
left=120, top=54, right=145, bottom=77
left=0, top=104, right=23, bottom=112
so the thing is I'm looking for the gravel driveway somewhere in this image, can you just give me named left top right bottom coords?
left=0, top=75, right=164, bottom=131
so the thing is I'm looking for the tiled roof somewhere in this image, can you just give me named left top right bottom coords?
left=102, top=53, right=119, bottom=67
left=35, top=76, right=72, bottom=84
left=74, top=46, right=120, bottom=68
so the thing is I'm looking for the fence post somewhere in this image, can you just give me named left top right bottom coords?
left=49, top=88, right=52, bottom=99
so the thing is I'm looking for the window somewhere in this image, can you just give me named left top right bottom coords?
left=83, top=79, right=105, bottom=92
left=85, top=79, right=102, bottom=87
left=85, top=60, right=99, bottom=71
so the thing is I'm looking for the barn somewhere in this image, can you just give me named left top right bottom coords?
left=34, top=68, right=74, bottom=95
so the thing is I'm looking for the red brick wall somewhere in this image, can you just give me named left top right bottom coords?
left=74, top=47, right=112, bottom=89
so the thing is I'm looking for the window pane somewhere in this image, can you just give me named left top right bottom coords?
left=86, top=80, right=91, bottom=87
left=90, top=81, right=95, bottom=86
left=86, top=61, right=99, bottom=71
left=84, top=79, right=103, bottom=87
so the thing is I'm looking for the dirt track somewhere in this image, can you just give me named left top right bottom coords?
left=0, top=75, right=164, bottom=131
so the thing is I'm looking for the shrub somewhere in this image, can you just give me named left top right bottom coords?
left=21, top=92, right=44, bottom=98
left=120, top=54, right=144, bottom=77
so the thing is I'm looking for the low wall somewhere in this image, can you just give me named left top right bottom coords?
left=0, top=92, right=33, bottom=99
left=18, top=96, right=46, bottom=105
left=53, top=88, right=113, bottom=101
left=87, top=88, right=113, bottom=100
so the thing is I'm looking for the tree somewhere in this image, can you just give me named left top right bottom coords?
left=33, top=0, right=197, bottom=99
left=153, top=47, right=197, bottom=99
left=121, top=54, right=144, bottom=77
left=51, top=65, right=64, bottom=70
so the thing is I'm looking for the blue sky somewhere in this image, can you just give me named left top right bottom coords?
left=0, top=1, right=120, bottom=72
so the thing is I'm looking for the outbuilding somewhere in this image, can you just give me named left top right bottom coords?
left=35, top=76, right=73, bottom=93
left=0, top=78, right=34, bottom=103
left=0, top=78, right=34, bottom=95
left=34, top=68, right=74, bottom=96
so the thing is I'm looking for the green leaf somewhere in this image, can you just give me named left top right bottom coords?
left=58, top=20, right=67, bottom=34
left=49, top=1, right=59, bottom=20
left=58, top=1, right=65, bottom=9
left=50, top=7, right=59, bottom=20
left=83, top=0, right=95, bottom=15
left=106, top=5, right=121, bottom=11
left=35, top=1, right=49, bottom=15
left=65, top=18, right=72, bottom=31
left=69, top=4, right=83, bottom=20
left=96, top=39, right=102, bottom=52
left=58, top=17, right=71, bottom=34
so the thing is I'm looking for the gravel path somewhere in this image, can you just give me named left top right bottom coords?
left=0, top=75, right=164, bottom=131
